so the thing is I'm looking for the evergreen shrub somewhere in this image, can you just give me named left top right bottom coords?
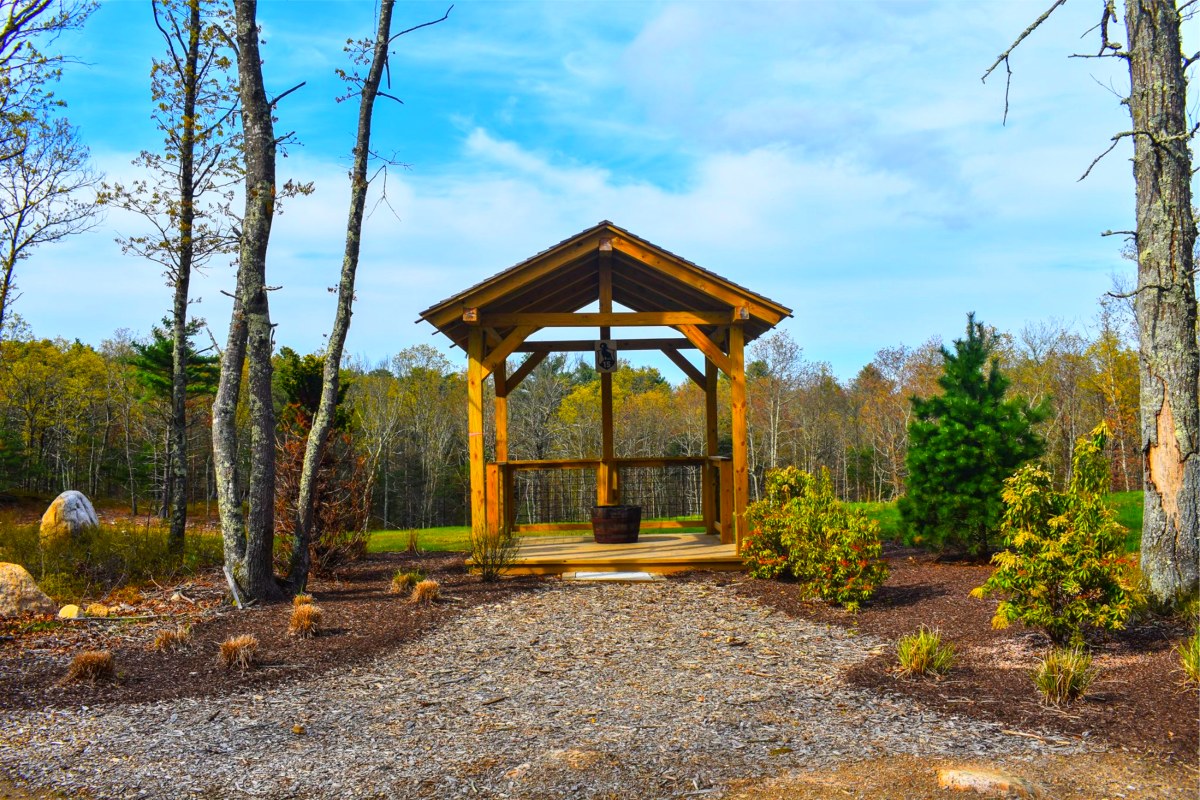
left=899, top=313, right=1048, bottom=555
left=742, top=466, right=888, bottom=611
left=972, top=423, right=1140, bottom=645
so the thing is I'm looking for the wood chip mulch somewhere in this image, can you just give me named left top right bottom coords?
left=720, top=544, right=1198, bottom=764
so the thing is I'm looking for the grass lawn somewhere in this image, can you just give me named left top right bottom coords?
left=369, top=492, right=1145, bottom=555
left=368, top=526, right=471, bottom=553
left=368, top=519, right=706, bottom=553
left=851, top=501, right=903, bottom=541
left=1109, top=491, right=1143, bottom=552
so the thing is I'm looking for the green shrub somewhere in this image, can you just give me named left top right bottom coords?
left=742, top=467, right=889, bottom=611
left=895, top=626, right=956, bottom=677
left=1033, top=646, right=1097, bottom=704
left=1178, top=631, right=1200, bottom=686
left=972, top=423, right=1140, bottom=646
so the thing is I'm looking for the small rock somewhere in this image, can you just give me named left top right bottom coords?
left=503, top=762, right=530, bottom=780
left=937, top=767, right=1040, bottom=798
left=0, top=562, right=57, bottom=617
left=58, top=604, right=81, bottom=619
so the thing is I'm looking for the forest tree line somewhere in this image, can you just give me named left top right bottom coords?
left=0, top=297, right=1141, bottom=528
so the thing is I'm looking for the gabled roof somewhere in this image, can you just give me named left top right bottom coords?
left=418, top=221, right=792, bottom=351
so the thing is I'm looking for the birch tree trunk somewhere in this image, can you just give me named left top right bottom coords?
left=1124, top=0, right=1199, bottom=605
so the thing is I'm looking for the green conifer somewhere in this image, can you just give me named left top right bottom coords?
left=898, top=313, right=1048, bottom=555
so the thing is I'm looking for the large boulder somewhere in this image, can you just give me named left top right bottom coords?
left=39, top=490, right=99, bottom=545
left=0, top=562, right=56, bottom=617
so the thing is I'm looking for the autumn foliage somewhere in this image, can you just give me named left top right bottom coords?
left=274, top=406, right=370, bottom=576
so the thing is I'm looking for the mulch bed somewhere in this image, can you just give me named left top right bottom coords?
left=1, top=543, right=1195, bottom=769
left=722, top=544, right=1199, bottom=765
left=0, top=552, right=543, bottom=712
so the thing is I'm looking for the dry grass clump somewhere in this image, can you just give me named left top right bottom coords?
left=895, top=626, right=956, bottom=678
left=1033, top=646, right=1097, bottom=704
left=1177, top=630, right=1199, bottom=686
left=410, top=578, right=440, bottom=606
left=64, top=650, right=114, bottom=683
left=390, top=569, right=425, bottom=595
left=288, top=603, right=323, bottom=639
left=152, top=624, right=193, bottom=652
left=218, top=634, right=259, bottom=671
left=293, top=593, right=314, bottom=607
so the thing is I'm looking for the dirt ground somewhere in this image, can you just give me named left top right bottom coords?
left=0, top=544, right=1196, bottom=798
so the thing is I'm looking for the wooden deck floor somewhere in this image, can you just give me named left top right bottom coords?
left=498, top=533, right=744, bottom=576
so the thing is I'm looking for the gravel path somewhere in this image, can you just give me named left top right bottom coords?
left=0, top=580, right=1084, bottom=799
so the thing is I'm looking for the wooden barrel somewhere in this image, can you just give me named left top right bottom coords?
left=591, top=504, right=642, bottom=544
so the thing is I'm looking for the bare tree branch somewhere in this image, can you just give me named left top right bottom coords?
left=387, top=4, right=452, bottom=44
left=269, top=81, right=306, bottom=108
left=982, top=0, right=1069, bottom=125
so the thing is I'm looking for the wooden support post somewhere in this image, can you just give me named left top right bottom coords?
left=729, top=323, right=749, bottom=552
left=467, top=328, right=486, bottom=538
left=703, top=358, right=719, bottom=536
left=599, top=247, right=616, bottom=505
left=718, top=458, right=734, bottom=546
left=493, top=361, right=509, bottom=463
left=502, top=463, right=515, bottom=534
left=485, top=463, right=500, bottom=536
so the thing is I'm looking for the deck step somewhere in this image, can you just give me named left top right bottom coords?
left=561, top=571, right=665, bottom=583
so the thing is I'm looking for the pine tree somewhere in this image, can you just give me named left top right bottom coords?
left=899, top=313, right=1048, bottom=556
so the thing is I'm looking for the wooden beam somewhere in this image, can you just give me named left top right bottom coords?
left=467, top=328, right=486, bottom=539
left=609, top=235, right=790, bottom=324
left=515, top=337, right=696, bottom=353
left=729, top=323, right=748, bottom=552
left=505, top=350, right=548, bottom=393
left=481, top=325, right=537, bottom=378
left=677, top=324, right=731, bottom=375
left=424, top=234, right=602, bottom=329
left=476, top=311, right=732, bottom=328
left=662, top=347, right=705, bottom=388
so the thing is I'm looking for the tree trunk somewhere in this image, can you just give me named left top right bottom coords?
left=166, top=0, right=202, bottom=557
left=287, top=0, right=397, bottom=590
left=1124, top=0, right=1199, bottom=605
left=213, top=0, right=281, bottom=602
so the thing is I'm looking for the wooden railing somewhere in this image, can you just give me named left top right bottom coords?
left=485, top=456, right=737, bottom=546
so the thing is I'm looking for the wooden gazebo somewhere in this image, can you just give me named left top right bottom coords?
left=418, top=221, right=791, bottom=554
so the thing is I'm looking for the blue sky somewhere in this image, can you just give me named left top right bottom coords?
left=19, top=0, right=1194, bottom=379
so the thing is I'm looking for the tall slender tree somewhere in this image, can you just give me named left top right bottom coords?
left=212, top=0, right=281, bottom=601
left=0, top=0, right=100, bottom=339
left=99, top=0, right=240, bottom=555
left=287, top=2, right=450, bottom=591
